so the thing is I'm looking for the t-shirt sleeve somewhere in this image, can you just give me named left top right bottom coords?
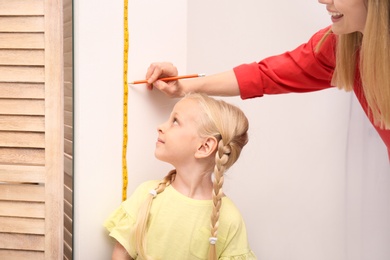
left=103, top=180, right=159, bottom=258
left=218, top=199, right=258, bottom=259
left=104, top=203, right=137, bottom=257
left=234, top=26, right=336, bottom=100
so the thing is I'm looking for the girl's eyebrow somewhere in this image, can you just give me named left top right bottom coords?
left=171, top=112, right=181, bottom=122
left=171, top=111, right=178, bottom=118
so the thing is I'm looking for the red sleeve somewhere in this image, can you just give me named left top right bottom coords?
left=234, top=26, right=337, bottom=100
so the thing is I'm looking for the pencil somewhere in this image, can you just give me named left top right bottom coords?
left=129, top=73, right=206, bottom=84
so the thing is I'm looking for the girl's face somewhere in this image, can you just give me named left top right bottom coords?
left=155, top=98, right=204, bottom=166
left=318, top=0, right=367, bottom=34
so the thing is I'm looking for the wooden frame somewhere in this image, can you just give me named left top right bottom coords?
left=44, top=0, right=64, bottom=259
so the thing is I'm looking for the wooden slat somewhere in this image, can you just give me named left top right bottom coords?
left=64, top=110, right=72, bottom=127
left=64, top=82, right=72, bottom=98
left=0, top=132, right=45, bottom=148
left=0, top=33, right=44, bottom=49
left=0, top=201, right=44, bottom=218
left=0, top=249, right=44, bottom=260
left=63, top=0, right=72, bottom=25
left=64, top=96, right=72, bottom=112
left=64, top=164, right=72, bottom=185
left=64, top=19, right=72, bottom=36
left=64, top=66, right=72, bottom=85
left=64, top=228, right=72, bottom=246
left=64, top=185, right=72, bottom=205
left=0, top=183, right=45, bottom=202
left=64, top=213, right=72, bottom=234
left=64, top=155, right=73, bottom=177
left=64, top=34, right=72, bottom=53
left=0, top=148, right=45, bottom=165
left=0, top=50, right=45, bottom=66
left=64, top=138, right=73, bottom=156
left=0, top=66, right=44, bottom=83
left=0, top=164, right=45, bottom=183
left=64, top=238, right=72, bottom=260
left=64, top=37, right=72, bottom=54
left=64, top=124, right=73, bottom=143
left=0, top=216, right=44, bottom=234
left=0, top=233, right=44, bottom=251
left=0, top=99, right=44, bottom=115
left=0, top=16, right=44, bottom=32
left=0, top=0, right=44, bottom=16
left=64, top=199, right=72, bottom=219
left=0, top=83, right=44, bottom=99
left=0, top=115, right=44, bottom=132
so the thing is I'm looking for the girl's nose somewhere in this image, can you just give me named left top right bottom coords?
left=157, top=122, right=165, bottom=133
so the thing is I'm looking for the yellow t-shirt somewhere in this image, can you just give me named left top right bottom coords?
left=104, top=180, right=256, bottom=260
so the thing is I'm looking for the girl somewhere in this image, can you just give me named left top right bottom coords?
left=143, top=0, right=390, bottom=159
left=104, top=93, right=256, bottom=259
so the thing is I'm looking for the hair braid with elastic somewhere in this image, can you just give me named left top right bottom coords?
left=209, top=139, right=231, bottom=260
left=131, top=170, right=176, bottom=260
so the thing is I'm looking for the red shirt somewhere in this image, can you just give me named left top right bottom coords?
left=233, top=26, right=390, bottom=158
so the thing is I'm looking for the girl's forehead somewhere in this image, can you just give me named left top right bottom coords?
left=174, top=98, right=199, bottom=110
left=173, top=98, right=202, bottom=118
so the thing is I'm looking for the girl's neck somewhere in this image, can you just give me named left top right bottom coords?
left=171, top=169, right=213, bottom=200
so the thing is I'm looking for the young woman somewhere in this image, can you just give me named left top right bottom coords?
left=143, top=0, right=390, bottom=158
left=105, top=93, right=256, bottom=259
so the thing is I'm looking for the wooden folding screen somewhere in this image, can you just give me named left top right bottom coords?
left=0, top=0, right=64, bottom=259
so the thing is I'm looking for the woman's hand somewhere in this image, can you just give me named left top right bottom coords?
left=145, top=62, right=184, bottom=98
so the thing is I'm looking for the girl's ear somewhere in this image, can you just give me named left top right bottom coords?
left=195, top=137, right=218, bottom=159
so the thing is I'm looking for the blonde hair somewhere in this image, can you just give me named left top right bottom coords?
left=130, top=93, right=249, bottom=260
left=317, top=0, right=390, bottom=129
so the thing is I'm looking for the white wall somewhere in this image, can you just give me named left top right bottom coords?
left=345, top=96, right=390, bottom=260
left=74, top=1, right=187, bottom=259
left=187, top=1, right=350, bottom=259
left=74, top=1, right=390, bottom=259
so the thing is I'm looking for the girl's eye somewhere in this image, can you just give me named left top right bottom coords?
left=172, top=118, right=179, bottom=125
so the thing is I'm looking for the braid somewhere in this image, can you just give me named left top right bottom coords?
left=131, top=170, right=176, bottom=260
left=155, top=169, right=176, bottom=194
left=209, top=140, right=231, bottom=260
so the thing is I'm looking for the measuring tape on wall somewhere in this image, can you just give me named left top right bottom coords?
left=122, top=0, right=129, bottom=201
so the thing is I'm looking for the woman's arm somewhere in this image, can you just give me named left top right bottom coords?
left=112, top=242, right=133, bottom=260
left=145, top=62, right=240, bottom=98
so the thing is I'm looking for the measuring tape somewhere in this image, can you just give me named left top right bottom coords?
left=122, top=0, right=129, bottom=201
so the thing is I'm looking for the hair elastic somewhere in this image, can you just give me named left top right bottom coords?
left=209, top=237, right=218, bottom=245
left=149, top=189, right=157, bottom=197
